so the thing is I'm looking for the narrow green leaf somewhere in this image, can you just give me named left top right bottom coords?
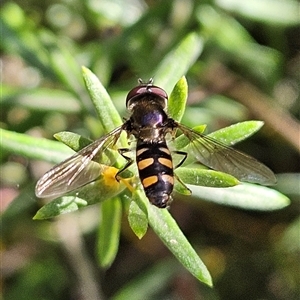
left=128, top=199, right=149, bottom=239
left=168, top=76, right=188, bottom=122
left=33, top=196, right=88, bottom=220
left=208, top=120, right=264, bottom=145
left=189, top=183, right=290, bottom=211
left=82, top=67, right=123, bottom=132
left=97, top=197, right=122, bottom=268
left=154, top=33, right=204, bottom=94
left=216, top=0, right=300, bottom=26
left=54, top=131, right=93, bottom=152
left=147, top=204, right=213, bottom=286
left=0, top=128, right=73, bottom=163
left=175, top=167, right=239, bottom=188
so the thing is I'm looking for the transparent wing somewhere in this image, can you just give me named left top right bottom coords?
left=176, top=122, right=276, bottom=185
left=35, top=126, right=124, bottom=198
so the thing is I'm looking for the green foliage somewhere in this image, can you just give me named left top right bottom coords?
left=97, top=197, right=122, bottom=268
left=1, top=69, right=289, bottom=286
left=1, top=0, right=299, bottom=299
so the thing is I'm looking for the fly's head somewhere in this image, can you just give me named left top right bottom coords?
left=126, top=79, right=168, bottom=112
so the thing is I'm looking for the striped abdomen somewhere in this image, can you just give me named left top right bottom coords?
left=136, top=140, right=174, bottom=208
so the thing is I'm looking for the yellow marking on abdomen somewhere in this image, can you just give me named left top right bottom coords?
left=136, top=148, right=148, bottom=156
left=161, top=174, right=174, bottom=185
left=142, top=175, right=158, bottom=188
left=138, top=158, right=154, bottom=170
left=159, top=147, right=171, bottom=155
left=158, top=157, right=173, bottom=169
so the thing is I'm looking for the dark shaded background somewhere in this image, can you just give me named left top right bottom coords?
left=1, top=0, right=299, bottom=299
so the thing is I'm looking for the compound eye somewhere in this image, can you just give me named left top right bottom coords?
left=126, top=86, right=148, bottom=104
left=149, top=86, right=168, bottom=100
left=126, top=84, right=168, bottom=109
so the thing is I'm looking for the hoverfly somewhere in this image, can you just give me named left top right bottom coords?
left=35, top=79, right=276, bottom=208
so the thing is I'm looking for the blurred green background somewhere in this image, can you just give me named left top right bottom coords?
left=1, top=0, right=300, bottom=299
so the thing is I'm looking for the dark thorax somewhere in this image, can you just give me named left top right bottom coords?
left=125, top=96, right=172, bottom=143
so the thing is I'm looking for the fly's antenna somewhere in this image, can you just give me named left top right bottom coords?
left=147, top=78, right=154, bottom=85
left=137, top=78, right=154, bottom=86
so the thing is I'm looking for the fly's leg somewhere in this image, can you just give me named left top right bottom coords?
left=173, top=150, right=187, bottom=169
left=117, top=148, right=134, bottom=176
left=173, top=150, right=191, bottom=195
left=116, top=148, right=135, bottom=192
left=174, top=173, right=192, bottom=195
